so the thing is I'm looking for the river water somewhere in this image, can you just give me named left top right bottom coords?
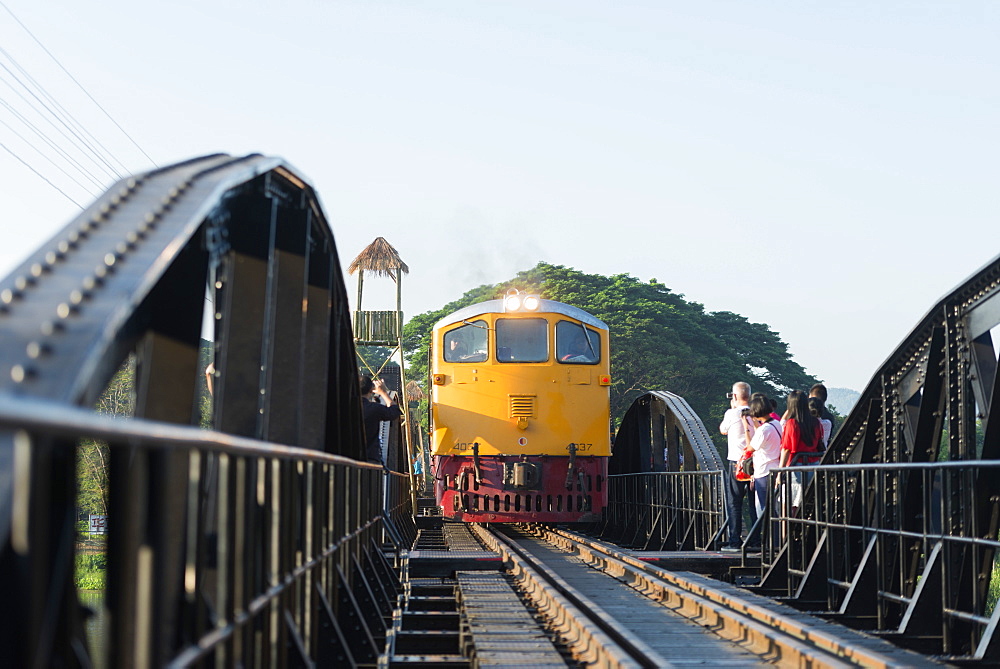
left=79, top=590, right=107, bottom=669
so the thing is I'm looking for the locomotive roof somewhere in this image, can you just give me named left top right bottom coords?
left=434, top=299, right=608, bottom=331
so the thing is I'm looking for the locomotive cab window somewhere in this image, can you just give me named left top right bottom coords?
left=444, top=320, right=488, bottom=362
left=556, top=321, right=601, bottom=364
left=496, top=319, right=548, bottom=363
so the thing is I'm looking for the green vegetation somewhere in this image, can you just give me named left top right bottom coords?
left=990, top=557, right=1000, bottom=615
left=402, top=262, right=820, bottom=447
left=198, top=339, right=214, bottom=429
left=79, top=346, right=214, bottom=523
left=75, top=551, right=107, bottom=590
left=76, top=347, right=216, bottom=597
left=76, top=358, right=135, bottom=593
left=77, top=358, right=134, bottom=521
left=937, top=418, right=987, bottom=461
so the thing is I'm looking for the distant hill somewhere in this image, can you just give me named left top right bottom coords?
left=826, top=387, right=860, bottom=415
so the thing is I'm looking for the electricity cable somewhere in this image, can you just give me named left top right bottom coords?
left=0, top=114, right=101, bottom=197
left=0, top=0, right=157, bottom=166
left=0, top=59, right=123, bottom=182
left=0, top=139, right=83, bottom=208
left=0, top=94, right=107, bottom=191
left=0, top=45, right=129, bottom=177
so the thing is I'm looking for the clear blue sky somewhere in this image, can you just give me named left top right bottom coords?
left=1, top=1, right=997, bottom=393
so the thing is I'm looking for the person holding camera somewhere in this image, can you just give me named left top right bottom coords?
left=719, top=382, right=756, bottom=551
left=360, top=375, right=402, bottom=466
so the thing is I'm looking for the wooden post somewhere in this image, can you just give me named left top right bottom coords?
left=355, top=269, right=364, bottom=335
left=395, top=268, right=403, bottom=341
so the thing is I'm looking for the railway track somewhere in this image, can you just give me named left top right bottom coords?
left=405, top=523, right=947, bottom=668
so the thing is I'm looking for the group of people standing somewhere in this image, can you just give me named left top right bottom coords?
left=718, top=381, right=835, bottom=552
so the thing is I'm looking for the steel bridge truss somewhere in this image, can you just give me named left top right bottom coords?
left=602, top=391, right=725, bottom=551
left=603, top=256, right=1000, bottom=660
left=0, top=155, right=414, bottom=666
left=755, top=252, right=1000, bottom=660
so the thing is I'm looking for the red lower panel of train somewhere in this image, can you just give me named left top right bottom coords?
left=433, top=454, right=607, bottom=522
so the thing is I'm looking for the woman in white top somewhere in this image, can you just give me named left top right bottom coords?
left=748, top=395, right=783, bottom=517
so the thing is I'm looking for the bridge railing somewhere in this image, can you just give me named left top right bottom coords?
left=0, top=154, right=418, bottom=667
left=602, top=471, right=725, bottom=551
left=757, top=460, right=1000, bottom=659
left=0, top=394, right=409, bottom=668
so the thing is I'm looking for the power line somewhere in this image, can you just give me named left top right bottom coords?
left=0, top=93, right=108, bottom=190
left=0, top=46, right=128, bottom=180
left=0, top=139, right=83, bottom=209
left=0, top=0, right=157, bottom=167
left=0, top=45, right=131, bottom=176
left=0, top=113, right=101, bottom=196
left=0, top=69, right=119, bottom=186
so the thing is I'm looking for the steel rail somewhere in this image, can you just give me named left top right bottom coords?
left=468, top=523, right=668, bottom=668
left=0, top=393, right=378, bottom=467
left=538, top=526, right=945, bottom=668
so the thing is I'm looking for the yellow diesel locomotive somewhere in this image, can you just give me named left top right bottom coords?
left=430, top=290, right=612, bottom=522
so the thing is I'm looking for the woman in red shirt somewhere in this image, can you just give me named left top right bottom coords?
left=779, top=390, right=822, bottom=513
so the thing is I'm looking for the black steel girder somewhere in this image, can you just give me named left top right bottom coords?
left=0, top=154, right=378, bottom=668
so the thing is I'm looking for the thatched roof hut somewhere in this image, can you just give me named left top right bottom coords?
left=405, top=380, right=425, bottom=402
left=349, top=237, right=409, bottom=334
left=348, top=237, right=410, bottom=277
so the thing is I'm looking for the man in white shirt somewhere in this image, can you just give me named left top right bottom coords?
left=719, top=382, right=756, bottom=551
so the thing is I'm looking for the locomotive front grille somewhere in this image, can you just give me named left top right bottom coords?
left=457, top=493, right=593, bottom=514
left=509, top=394, right=536, bottom=418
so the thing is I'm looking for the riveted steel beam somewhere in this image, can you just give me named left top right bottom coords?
left=0, top=155, right=406, bottom=667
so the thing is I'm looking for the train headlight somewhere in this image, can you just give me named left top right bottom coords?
left=504, top=289, right=540, bottom=312
left=504, top=289, right=523, bottom=312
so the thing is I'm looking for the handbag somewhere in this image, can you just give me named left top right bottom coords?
left=736, top=446, right=754, bottom=480
left=733, top=411, right=755, bottom=481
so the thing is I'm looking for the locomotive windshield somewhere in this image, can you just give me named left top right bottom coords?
left=443, top=320, right=488, bottom=362
left=556, top=321, right=601, bottom=364
left=495, top=319, right=548, bottom=362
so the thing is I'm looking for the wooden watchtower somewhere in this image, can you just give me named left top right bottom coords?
left=348, top=238, right=413, bottom=473
left=349, top=237, right=409, bottom=347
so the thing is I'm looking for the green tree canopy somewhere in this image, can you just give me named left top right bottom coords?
left=402, top=262, right=820, bottom=446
